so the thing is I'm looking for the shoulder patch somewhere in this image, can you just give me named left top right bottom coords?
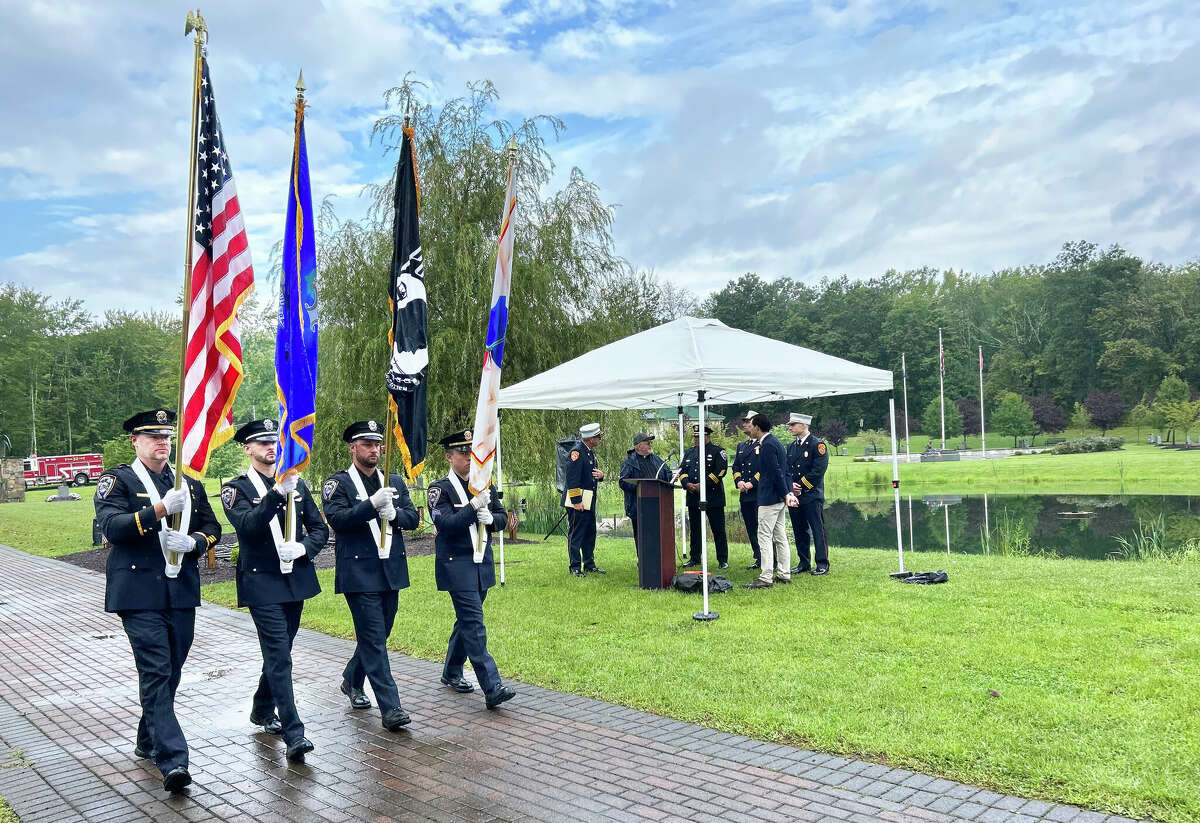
left=817, top=442, right=826, bottom=455
left=221, top=486, right=237, bottom=509
left=322, top=479, right=338, bottom=501
left=720, top=450, right=727, bottom=459
left=570, top=450, right=579, bottom=461
left=427, top=486, right=442, bottom=508
left=96, top=474, right=116, bottom=500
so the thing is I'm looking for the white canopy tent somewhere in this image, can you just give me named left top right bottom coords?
left=498, top=316, right=906, bottom=618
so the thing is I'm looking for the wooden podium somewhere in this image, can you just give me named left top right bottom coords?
left=634, top=478, right=676, bottom=589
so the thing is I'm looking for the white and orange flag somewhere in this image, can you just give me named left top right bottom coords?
left=468, top=150, right=517, bottom=495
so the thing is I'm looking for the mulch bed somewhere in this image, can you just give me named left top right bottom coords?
left=58, top=533, right=534, bottom=587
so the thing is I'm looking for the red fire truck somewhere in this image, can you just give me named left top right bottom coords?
left=22, top=453, right=104, bottom=488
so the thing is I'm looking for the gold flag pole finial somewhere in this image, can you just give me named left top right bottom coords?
left=184, top=10, right=207, bottom=42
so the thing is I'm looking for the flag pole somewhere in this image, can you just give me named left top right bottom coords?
left=169, top=10, right=206, bottom=569
left=901, top=352, right=910, bottom=460
left=283, top=71, right=307, bottom=544
left=938, top=327, right=946, bottom=450
left=496, top=411, right=505, bottom=585
left=978, top=345, right=986, bottom=457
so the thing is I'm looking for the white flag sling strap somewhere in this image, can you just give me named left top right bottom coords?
left=446, top=472, right=482, bottom=562
left=347, top=464, right=393, bottom=558
left=130, top=458, right=192, bottom=578
left=244, top=469, right=292, bottom=574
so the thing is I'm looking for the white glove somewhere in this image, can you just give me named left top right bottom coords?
left=273, top=474, right=298, bottom=496
left=470, top=489, right=491, bottom=510
left=370, top=486, right=395, bottom=510
left=161, top=487, right=188, bottom=515
left=277, top=540, right=306, bottom=562
left=476, top=506, right=494, bottom=526
left=163, top=528, right=194, bottom=554
left=379, top=503, right=397, bottom=522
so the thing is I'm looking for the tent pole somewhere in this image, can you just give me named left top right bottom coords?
left=693, top=390, right=717, bottom=621
left=944, top=505, right=950, bottom=554
left=497, top=411, right=505, bottom=585
left=677, top=396, right=685, bottom=562
left=902, top=352, right=911, bottom=460
left=907, top=493, right=913, bottom=552
left=888, top=396, right=907, bottom=578
left=983, top=491, right=990, bottom=555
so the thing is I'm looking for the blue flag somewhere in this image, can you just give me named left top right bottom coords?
left=275, top=92, right=318, bottom=481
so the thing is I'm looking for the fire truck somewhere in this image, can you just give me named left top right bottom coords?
left=22, top=453, right=104, bottom=488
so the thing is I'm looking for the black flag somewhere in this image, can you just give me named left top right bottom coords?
left=385, top=125, right=428, bottom=480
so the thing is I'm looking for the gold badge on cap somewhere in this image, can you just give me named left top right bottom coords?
left=465, top=429, right=472, bottom=439
left=155, top=410, right=168, bottom=423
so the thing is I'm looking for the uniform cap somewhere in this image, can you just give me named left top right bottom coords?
left=343, top=419, right=384, bottom=442
left=741, top=409, right=759, bottom=420
left=438, top=428, right=473, bottom=453
left=579, top=423, right=602, bottom=439
left=123, top=409, right=176, bottom=435
left=234, top=418, right=279, bottom=444
left=691, top=424, right=714, bottom=435
left=789, top=412, right=813, bottom=425
left=632, top=432, right=654, bottom=446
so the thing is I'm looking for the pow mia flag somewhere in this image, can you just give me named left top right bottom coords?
left=385, top=124, right=428, bottom=482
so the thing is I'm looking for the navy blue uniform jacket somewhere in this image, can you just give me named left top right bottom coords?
left=618, top=450, right=666, bottom=518
left=322, top=469, right=418, bottom=594
left=428, top=477, right=508, bottom=592
left=756, top=434, right=790, bottom=506
left=731, top=439, right=760, bottom=499
left=679, top=442, right=728, bottom=508
left=787, top=433, right=828, bottom=503
left=222, top=471, right=329, bottom=608
left=95, top=462, right=221, bottom=613
left=561, top=440, right=601, bottom=507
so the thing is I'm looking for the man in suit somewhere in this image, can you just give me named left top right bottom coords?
left=562, top=422, right=605, bottom=577
left=221, top=418, right=328, bottom=762
left=426, top=429, right=516, bottom=709
left=618, top=432, right=666, bottom=552
left=786, top=412, right=831, bottom=575
left=731, top=410, right=762, bottom=570
left=93, top=409, right=220, bottom=793
left=679, top=424, right=730, bottom=569
left=321, top=419, right=419, bottom=732
left=744, top=414, right=798, bottom=589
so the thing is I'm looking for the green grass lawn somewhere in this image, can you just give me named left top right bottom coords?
left=205, top=536, right=1199, bottom=823
left=0, top=796, right=18, bottom=823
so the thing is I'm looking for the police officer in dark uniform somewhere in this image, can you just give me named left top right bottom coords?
left=221, top=419, right=328, bottom=761
left=731, top=410, right=762, bottom=570
left=679, top=424, right=730, bottom=569
left=618, top=432, right=666, bottom=552
left=786, top=412, right=830, bottom=575
left=321, top=419, right=419, bottom=732
left=562, top=422, right=605, bottom=577
left=426, top=429, right=516, bottom=709
left=93, top=409, right=220, bottom=793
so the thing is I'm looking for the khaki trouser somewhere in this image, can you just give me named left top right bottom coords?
left=756, top=502, right=790, bottom=583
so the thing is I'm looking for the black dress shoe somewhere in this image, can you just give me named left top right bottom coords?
left=340, top=679, right=371, bottom=709
left=812, top=566, right=830, bottom=576
left=680, top=560, right=700, bottom=569
left=440, top=675, right=476, bottom=693
left=790, top=564, right=811, bottom=575
left=745, top=563, right=760, bottom=570
left=286, top=737, right=315, bottom=762
left=133, top=744, right=156, bottom=760
left=485, top=685, right=516, bottom=709
left=583, top=566, right=606, bottom=574
left=162, top=766, right=192, bottom=793
left=382, top=706, right=412, bottom=731
left=249, top=712, right=283, bottom=735
left=718, top=561, right=729, bottom=569
left=570, top=568, right=586, bottom=577
left=744, top=579, right=772, bottom=589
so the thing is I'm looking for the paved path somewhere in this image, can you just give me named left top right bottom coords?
left=0, top=545, right=1136, bottom=823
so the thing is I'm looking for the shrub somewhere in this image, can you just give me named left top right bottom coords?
left=1050, top=436, right=1124, bottom=454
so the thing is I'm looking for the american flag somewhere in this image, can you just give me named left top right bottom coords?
left=181, top=56, right=254, bottom=479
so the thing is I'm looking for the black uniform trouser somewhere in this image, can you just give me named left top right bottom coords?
left=790, top=500, right=829, bottom=569
left=119, top=608, right=195, bottom=775
left=248, top=601, right=305, bottom=744
left=442, top=587, right=500, bottom=695
left=687, top=504, right=729, bottom=564
left=567, top=506, right=597, bottom=569
left=343, top=590, right=402, bottom=714
left=739, top=496, right=761, bottom=563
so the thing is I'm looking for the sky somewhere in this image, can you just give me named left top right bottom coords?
left=1, top=0, right=1198, bottom=315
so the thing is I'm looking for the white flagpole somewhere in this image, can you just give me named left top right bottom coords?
left=938, top=327, right=946, bottom=450
left=983, top=492, right=990, bottom=555
left=901, top=352, right=911, bottom=460
left=978, top=345, right=986, bottom=457
left=677, top=396, right=685, bottom=561
left=889, top=397, right=904, bottom=575
left=944, top=504, right=950, bottom=554
left=497, top=413, right=505, bottom=585
left=694, top=391, right=717, bottom=621
left=907, top=494, right=914, bottom=552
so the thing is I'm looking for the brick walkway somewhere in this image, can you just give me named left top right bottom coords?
left=0, top=544, right=1137, bottom=823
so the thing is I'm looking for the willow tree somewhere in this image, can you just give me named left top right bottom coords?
left=312, top=79, right=690, bottom=486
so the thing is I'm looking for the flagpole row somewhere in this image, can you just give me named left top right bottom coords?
left=169, top=11, right=207, bottom=569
